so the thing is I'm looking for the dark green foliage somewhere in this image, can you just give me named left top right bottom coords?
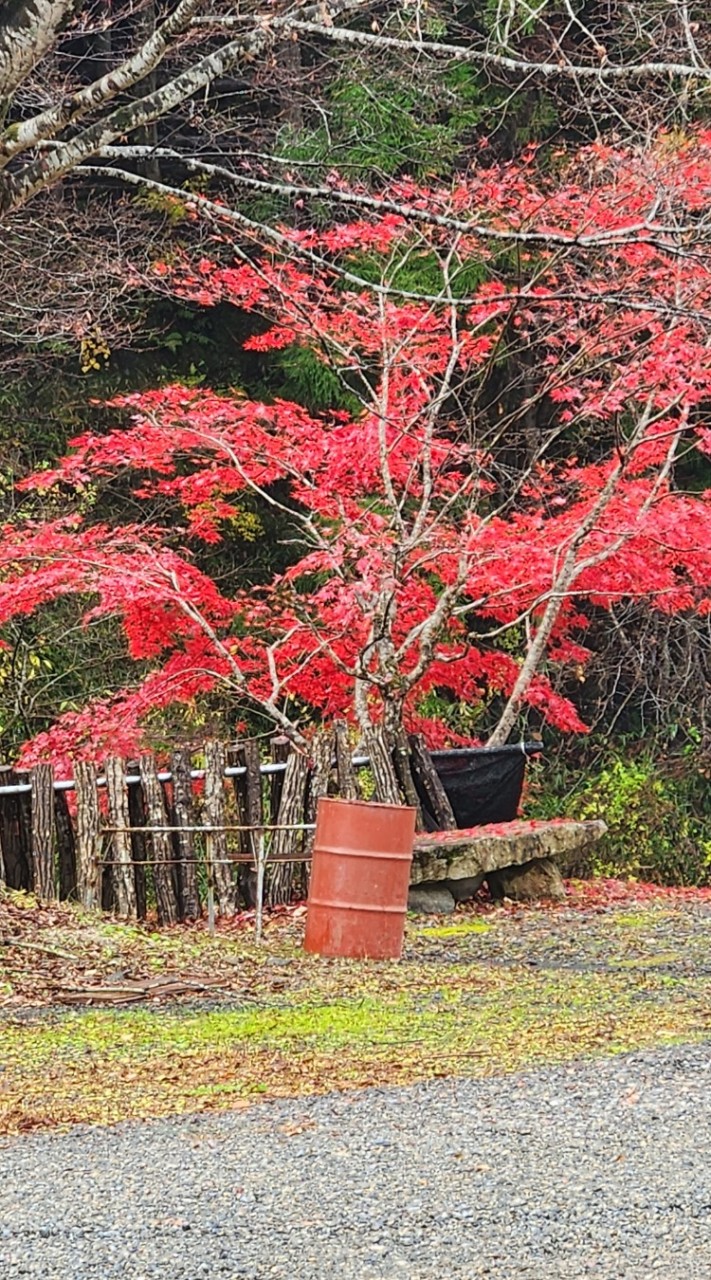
left=347, top=248, right=489, bottom=299
left=267, top=344, right=361, bottom=415
left=278, top=64, right=496, bottom=180
left=527, top=745, right=711, bottom=886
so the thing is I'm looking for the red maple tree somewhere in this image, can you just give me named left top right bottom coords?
left=3, top=133, right=711, bottom=776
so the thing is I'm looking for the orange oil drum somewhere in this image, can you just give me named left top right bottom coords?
left=304, top=796, right=416, bottom=960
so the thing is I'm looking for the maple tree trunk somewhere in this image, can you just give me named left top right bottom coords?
left=486, top=602, right=570, bottom=748
left=30, top=763, right=55, bottom=900
left=105, top=756, right=138, bottom=919
left=486, top=422, right=670, bottom=747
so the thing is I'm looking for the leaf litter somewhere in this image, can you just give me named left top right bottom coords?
left=1, top=879, right=709, bottom=1135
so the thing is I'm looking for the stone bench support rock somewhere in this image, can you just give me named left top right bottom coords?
left=408, top=818, right=607, bottom=913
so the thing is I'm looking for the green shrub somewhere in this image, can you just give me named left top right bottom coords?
left=526, top=750, right=711, bottom=886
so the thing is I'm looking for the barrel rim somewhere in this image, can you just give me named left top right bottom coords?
left=316, top=796, right=417, bottom=815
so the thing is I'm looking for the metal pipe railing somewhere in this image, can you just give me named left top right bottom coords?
left=0, top=756, right=373, bottom=797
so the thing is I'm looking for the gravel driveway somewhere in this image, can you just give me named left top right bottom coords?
left=1, top=1043, right=710, bottom=1279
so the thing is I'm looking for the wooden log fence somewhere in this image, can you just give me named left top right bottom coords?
left=74, top=761, right=102, bottom=911
left=203, top=740, right=238, bottom=918
left=171, top=748, right=200, bottom=921
left=0, top=726, right=444, bottom=924
left=105, top=757, right=137, bottom=919
left=30, top=763, right=55, bottom=902
left=139, top=753, right=180, bottom=926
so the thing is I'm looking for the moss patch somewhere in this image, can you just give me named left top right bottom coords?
left=416, top=920, right=493, bottom=938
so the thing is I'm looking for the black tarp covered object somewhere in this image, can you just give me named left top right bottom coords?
left=421, top=743, right=543, bottom=830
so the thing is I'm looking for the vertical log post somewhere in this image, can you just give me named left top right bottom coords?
left=205, top=830, right=216, bottom=936
left=18, top=775, right=33, bottom=888
left=17, top=772, right=33, bottom=890
left=203, top=740, right=238, bottom=916
left=0, top=780, right=6, bottom=885
left=392, top=729, right=424, bottom=830
left=105, top=757, right=138, bottom=919
left=74, top=762, right=102, bottom=910
left=30, top=764, right=56, bottom=900
left=266, top=737, right=290, bottom=905
left=241, top=740, right=263, bottom=852
left=139, top=754, right=179, bottom=925
left=101, top=848, right=115, bottom=913
left=239, top=740, right=263, bottom=911
left=54, top=789, right=77, bottom=900
left=269, top=736, right=289, bottom=819
left=0, top=768, right=30, bottom=890
left=228, top=743, right=253, bottom=907
left=305, top=728, right=334, bottom=859
left=171, top=748, right=200, bottom=921
left=127, top=769, right=148, bottom=920
left=268, top=748, right=311, bottom=905
left=408, top=734, right=457, bottom=830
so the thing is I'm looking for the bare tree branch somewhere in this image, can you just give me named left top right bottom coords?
left=0, top=0, right=203, bottom=167
left=0, top=0, right=76, bottom=101
left=95, top=143, right=687, bottom=252
left=286, top=15, right=711, bottom=85
left=0, top=0, right=371, bottom=217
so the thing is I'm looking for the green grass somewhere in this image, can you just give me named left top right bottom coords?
left=416, top=920, right=493, bottom=938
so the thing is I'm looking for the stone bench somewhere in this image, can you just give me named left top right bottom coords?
left=409, top=817, right=607, bottom=913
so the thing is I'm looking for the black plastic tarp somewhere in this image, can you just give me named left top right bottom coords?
left=418, top=744, right=543, bottom=830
